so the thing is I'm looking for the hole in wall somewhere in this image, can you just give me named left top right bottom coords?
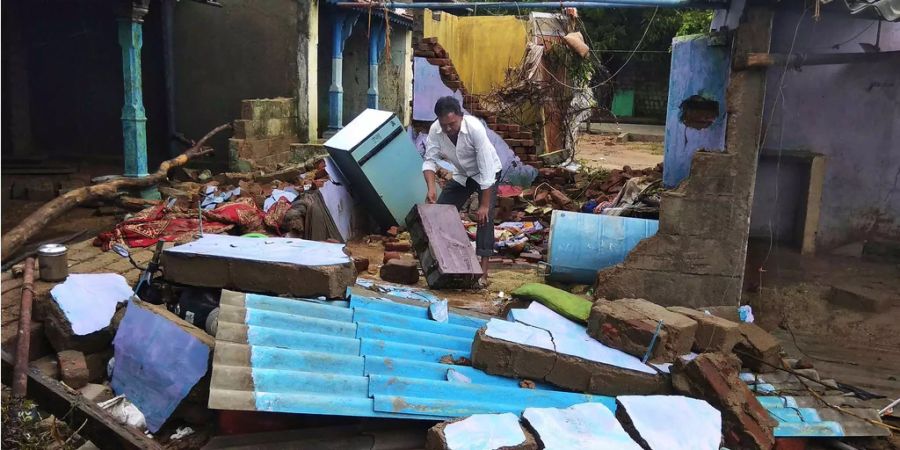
left=679, top=95, right=719, bottom=129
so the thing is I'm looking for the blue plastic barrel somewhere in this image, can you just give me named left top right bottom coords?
left=547, top=211, right=659, bottom=284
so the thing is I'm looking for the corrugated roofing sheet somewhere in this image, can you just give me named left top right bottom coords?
left=210, top=290, right=614, bottom=419
left=209, top=288, right=889, bottom=438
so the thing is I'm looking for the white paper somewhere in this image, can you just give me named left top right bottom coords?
left=523, top=403, right=642, bottom=450
left=444, top=413, right=526, bottom=450
left=617, top=395, right=721, bottom=450
left=507, top=302, right=657, bottom=375
left=50, top=274, right=133, bottom=335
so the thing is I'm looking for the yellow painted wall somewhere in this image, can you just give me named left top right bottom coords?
left=423, top=11, right=527, bottom=95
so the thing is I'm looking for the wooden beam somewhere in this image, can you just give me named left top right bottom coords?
left=801, top=155, right=826, bottom=255
left=0, top=349, right=162, bottom=450
left=738, top=51, right=900, bottom=70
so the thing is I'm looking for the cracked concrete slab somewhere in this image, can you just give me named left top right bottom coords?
left=472, top=303, right=669, bottom=396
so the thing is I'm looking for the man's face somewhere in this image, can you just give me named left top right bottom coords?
left=438, top=112, right=463, bottom=138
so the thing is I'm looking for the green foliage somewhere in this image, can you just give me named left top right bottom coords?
left=543, top=42, right=594, bottom=84
left=578, top=8, right=713, bottom=54
left=676, top=10, right=714, bottom=37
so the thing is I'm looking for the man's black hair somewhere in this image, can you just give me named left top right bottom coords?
left=434, top=96, right=463, bottom=118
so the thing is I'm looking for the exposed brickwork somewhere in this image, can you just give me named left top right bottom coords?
left=414, top=41, right=540, bottom=162
left=229, top=97, right=301, bottom=172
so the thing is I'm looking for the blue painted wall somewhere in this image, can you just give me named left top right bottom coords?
left=662, top=34, right=730, bottom=188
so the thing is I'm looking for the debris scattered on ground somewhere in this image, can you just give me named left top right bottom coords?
left=734, top=322, right=783, bottom=373
left=380, top=259, right=420, bottom=285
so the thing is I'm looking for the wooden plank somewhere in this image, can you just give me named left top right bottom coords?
left=801, top=155, right=826, bottom=255
left=0, top=349, right=162, bottom=450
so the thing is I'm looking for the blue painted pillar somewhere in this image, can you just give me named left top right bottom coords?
left=327, top=12, right=359, bottom=133
left=118, top=18, right=149, bottom=178
left=367, top=23, right=387, bottom=109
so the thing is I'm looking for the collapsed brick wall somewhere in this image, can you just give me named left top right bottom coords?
left=229, top=98, right=321, bottom=172
left=592, top=8, right=774, bottom=308
left=414, top=38, right=544, bottom=169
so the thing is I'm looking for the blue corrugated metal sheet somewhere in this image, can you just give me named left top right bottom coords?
left=210, top=290, right=614, bottom=419
left=547, top=211, right=658, bottom=283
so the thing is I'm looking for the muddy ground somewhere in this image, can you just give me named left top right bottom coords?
left=575, top=133, right=663, bottom=171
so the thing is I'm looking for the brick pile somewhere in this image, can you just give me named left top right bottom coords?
left=230, top=98, right=319, bottom=172
left=413, top=38, right=543, bottom=168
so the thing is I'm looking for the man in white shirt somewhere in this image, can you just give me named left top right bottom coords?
left=422, top=97, right=502, bottom=284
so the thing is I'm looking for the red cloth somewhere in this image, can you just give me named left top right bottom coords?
left=94, top=204, right=232, bottom=250
left=203, top=197, right=265, bottom=233
left=263, top=197, right=293, bottom=235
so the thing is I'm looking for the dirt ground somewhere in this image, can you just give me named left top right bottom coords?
left=575, top=133, right=663, bottom=171
left=743, top=239, right=900, bottom=399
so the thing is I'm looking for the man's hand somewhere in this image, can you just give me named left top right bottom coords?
left=476, top=205, right=489, bottom=225
left=426, top=188, right=437, bottom=204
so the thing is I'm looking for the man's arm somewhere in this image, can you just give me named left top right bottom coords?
left=422, top=129, right=440, bottom=203
left=469, top=121, right=499, bottom=225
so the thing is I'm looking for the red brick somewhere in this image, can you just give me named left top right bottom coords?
left=383, top=251, right=404, bottom=264
left=507, top=124, right=520, bottom=133
left=495, top=124, right=508, bottom=131
left=506, top=139, right=523, bottom=147
left=422, top=37, right=437, bottom=44
left=384, top=241, right=412, bottom=252
left=517, top=131, right=533, bottom=139
left=444, top=81, right=461, bottom=90
left=415, top=50, right=436, bottom=58
left=58, top=350, right=89, bottom=389
left=522, top=139, right=535, bottom=146
left=353, top=257, right=370, bottom=273
left=672, top=353, right=776, bottom=450
left=380, top=259, right=420, bottom=285
left=427, top=58, right=450, bottom=66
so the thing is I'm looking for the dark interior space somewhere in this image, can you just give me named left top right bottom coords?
left=1, top=0, right=169, bottom=172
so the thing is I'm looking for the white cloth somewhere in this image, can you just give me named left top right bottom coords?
left=422, top=115, right=502, bottom=190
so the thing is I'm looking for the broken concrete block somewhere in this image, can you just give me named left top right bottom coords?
left=700, top=305, right=742, bottom=322
left=734, top=323, right=782, bottom=373
left=668, top=306, right=740, bottom=353
left=588, top=299, right=698, bottom=363
left=161, top=235, right=355, bottom=299
left=671, top=353, right=776, bottom=450
left=828, top=284, right=892, bottom=313
left=58, top=350, right=89, bottom=389
left=426, top=413, right=538, bottom=450
left=352, top=257, right=369, bottom=273
left=616, top=395, right=721, bottom=450
left=380, top=259, right=420, bottom=285
left=78, top=383, right=114, bottom=404
left=472, top=303, right=669, bottom=396
left=523, top=403, right=642, bottom=449
left=31, top=355, right=60, bottom=379
left=43, top=274, right=132, bottom=353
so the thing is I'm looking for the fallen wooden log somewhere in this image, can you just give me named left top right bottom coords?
left=1, top=123, right=232, bottom=258
left=12, top=257, right=35, bottom=398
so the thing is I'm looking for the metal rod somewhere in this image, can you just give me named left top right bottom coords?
left=336, top=1, right=725, bottom=9
left=12, top=257, right=35, bottom=398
